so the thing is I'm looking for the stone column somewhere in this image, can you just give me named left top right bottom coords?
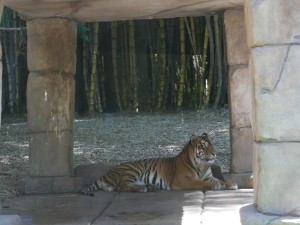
left=0, top=35, right=2, bottom=130
left=245, top=0, right=300, bottom=215
left=224, top=10, right=253, bottom=187
left=19, top=18, right=82, bottom=194
left=0, top=4, right=3, bottom=129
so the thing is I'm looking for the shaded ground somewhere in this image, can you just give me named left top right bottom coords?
left=0, top=108, right=231, bottom=199
left=0, top=190, right=254, bottom=225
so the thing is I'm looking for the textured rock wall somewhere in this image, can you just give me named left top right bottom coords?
left=0, top=4, right=3, bottom=129
left=245, top=0, right=300, bottom=216
left=0, top=34, right=2, bottom=129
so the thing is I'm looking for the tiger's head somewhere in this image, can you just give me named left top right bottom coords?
left=187, top=133, right=216, bottom=166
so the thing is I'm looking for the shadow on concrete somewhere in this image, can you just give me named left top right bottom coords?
left=1, top=190, right=205, bottom=225
left=0, top=162, right=254, bottom=225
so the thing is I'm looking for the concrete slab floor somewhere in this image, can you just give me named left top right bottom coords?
left=0, top=189, right=253, bottom=225
left=0, top=192, right=118, bottom=225
left=202, top=189, right=254, bottom=225
left=94, top=191, right=205, bottom=225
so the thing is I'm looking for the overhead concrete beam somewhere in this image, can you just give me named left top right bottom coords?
left=3, top=0, right=243, bottom=22
left=0, top=1, right=3, bottom=129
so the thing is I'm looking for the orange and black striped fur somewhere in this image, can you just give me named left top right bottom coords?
left=81, top=133, right=237, bottom=195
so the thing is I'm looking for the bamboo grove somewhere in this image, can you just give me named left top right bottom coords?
left=1, top=7, right=228, bottom=115
left=0, top=8, right=27, bottom=115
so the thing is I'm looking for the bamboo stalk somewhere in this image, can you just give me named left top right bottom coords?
left=128, top=21, right=133, bottom=110
left=186, top=17, right=201, bottom=107
left=95, top=66, right=103, bottom=113
left=128, top=20, right=138, bottom=112
left=94, top=24, right=102, bottom=112
left=177, top=17, right=186, bottom=109
left=82, top=37, right=90, bottom=105
left=89, top=22, right=100, bottom=113
left=3, top=36, right=13, bottom=113
left=200, top=23, right=209, bottom=106
left=220, top=14, right=228, bottom=106
left=98, top=54, right=107, bottom=110
left=185, top=17, right=196, bottom=53
left=88, top=69, right=96, bottom=112
left=157, top=19, right=166, bottom=110
left=111, top=21, right=122, bottom=112
left=147, top=20, right=156, bottom=110
left=205, top=16, right=214, bottom=104
left=184, top=18, right=192, bottom=102
left=164, top=19, right=174, bottom=110
left=213, top=14, right=223, bottom=108
left=121, top=23, right=128, bottom=109
left=13, top=11, right=19, bottom=112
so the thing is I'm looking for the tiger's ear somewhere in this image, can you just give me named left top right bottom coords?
left=190, top=135, right=197, bottom=146
left=201, top=132, right=208, bottom=139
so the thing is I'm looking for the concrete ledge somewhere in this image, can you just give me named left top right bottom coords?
left=240, top=204, right=300, bottom=225
left=223, top=172, right=253, bottom=188
left=18, top=176, right=84, bottom=195
left=0, top=215, right=23, bottom=225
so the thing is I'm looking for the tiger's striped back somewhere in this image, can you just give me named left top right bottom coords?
left=81, top=158, right=175, bottom=195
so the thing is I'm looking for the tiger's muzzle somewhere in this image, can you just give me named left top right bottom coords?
left=205, top=154, right=216, bottom=164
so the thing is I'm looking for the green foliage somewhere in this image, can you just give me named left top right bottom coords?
left=77, top=23, right=90, bottom=42
left=1, top=10, right=228, bottom=115
left=1, top=7, right=13, bottom=27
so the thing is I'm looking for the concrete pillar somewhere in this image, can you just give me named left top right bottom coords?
left=224, top=9, right=253, bottom=187
left=245, top=0, right=300, bottom=216
left=0, top=4, right=3, bottom=129
left=19, top=18, right=83, bottom=194
left=0, top=36, right=2, bottom=130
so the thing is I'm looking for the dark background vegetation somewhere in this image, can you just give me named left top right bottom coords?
left=1, top=7, right=228, bottom=116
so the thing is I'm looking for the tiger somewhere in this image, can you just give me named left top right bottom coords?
left=81, top=133, right=237, bottom=196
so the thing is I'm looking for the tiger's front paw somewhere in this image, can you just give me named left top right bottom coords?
left=146, top=184, right=159, bottom=192
left=226, top=182, right=238, bottom=190
left=212, top=181, right=226, bottom=190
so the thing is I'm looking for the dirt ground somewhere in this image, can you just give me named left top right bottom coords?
left=0, top=108, right=231, bottom=199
